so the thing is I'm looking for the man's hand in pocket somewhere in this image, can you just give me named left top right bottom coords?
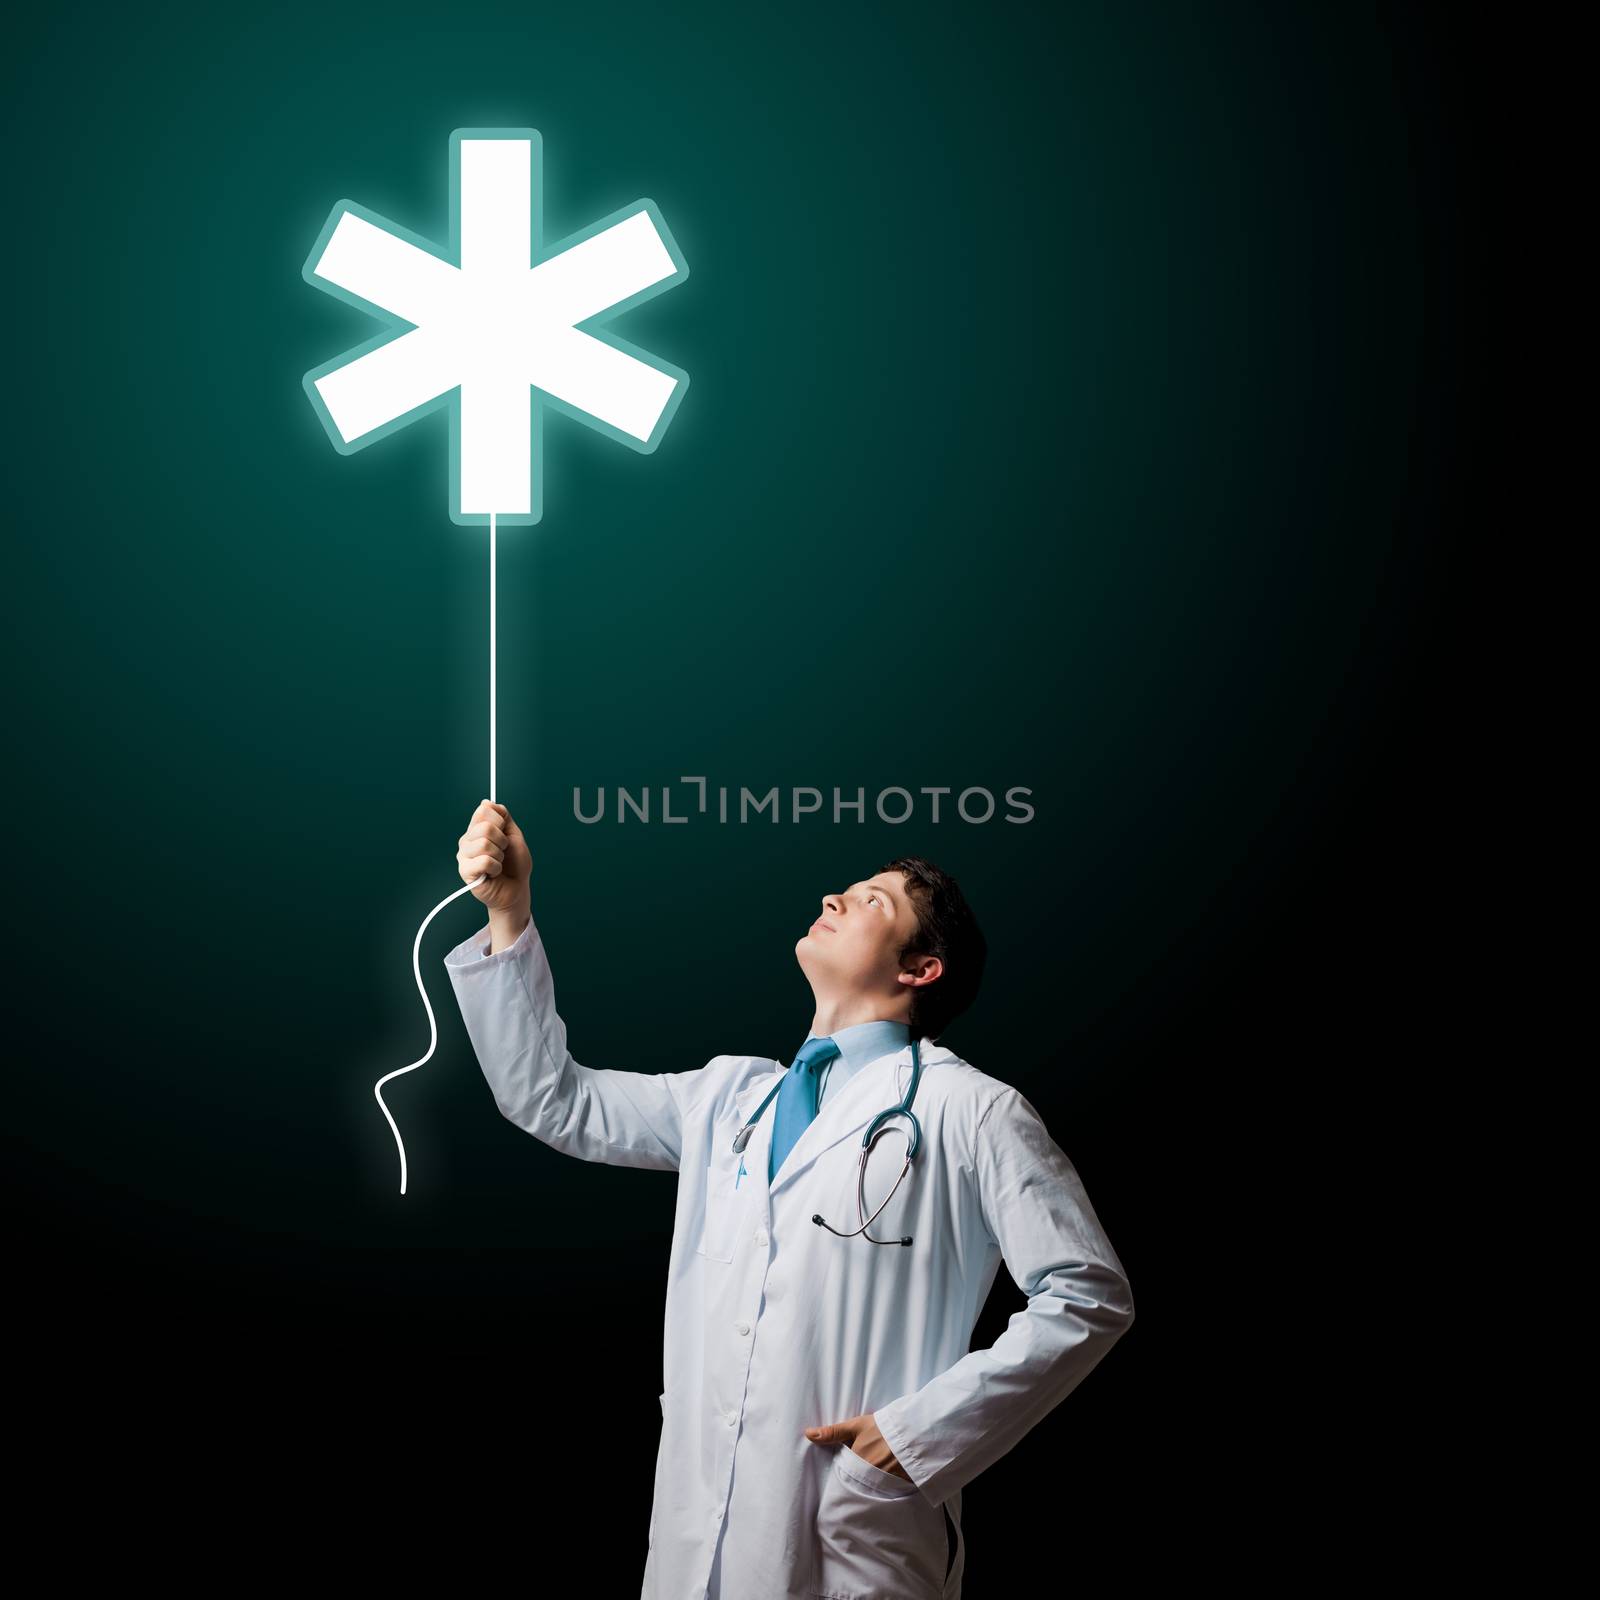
left=804, top=1412, right=912, bottom=1481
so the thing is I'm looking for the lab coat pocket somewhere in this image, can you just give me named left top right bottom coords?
left=812, top=1445, right=948, bottom=1599
left=696, top=1164, right=738, bottom=1263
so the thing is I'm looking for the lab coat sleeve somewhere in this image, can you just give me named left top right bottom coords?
left=443, top=912, right=692, bottom=1171
left=873, top=1086, right=1136, bottom=1506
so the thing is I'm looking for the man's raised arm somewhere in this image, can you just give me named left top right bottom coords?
left=444, top=801, right=689, bottom=1171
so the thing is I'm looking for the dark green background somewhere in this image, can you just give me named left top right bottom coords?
left=7, top=0, right=1478, bottom=1564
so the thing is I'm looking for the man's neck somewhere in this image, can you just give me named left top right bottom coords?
left=808, top=998, right=911, bottom=1037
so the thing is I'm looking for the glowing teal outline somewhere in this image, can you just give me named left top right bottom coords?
left=300, top=126, right=690, bottom=527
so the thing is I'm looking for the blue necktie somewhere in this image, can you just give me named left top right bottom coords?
left=769, top=1035, right=841, bottom=1181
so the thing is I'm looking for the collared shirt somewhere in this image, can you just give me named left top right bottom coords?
left=800, top=1017, right=911, bottom=1111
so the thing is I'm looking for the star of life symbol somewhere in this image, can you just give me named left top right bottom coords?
left=301, top=128, right=689, bottom=524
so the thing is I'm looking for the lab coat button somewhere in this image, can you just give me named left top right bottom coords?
left=725, top=1411, right=737, bottom=1427
left=754, top=1230, right=768, bottom=1246
left=735, top=1320, right=750, bottom=1336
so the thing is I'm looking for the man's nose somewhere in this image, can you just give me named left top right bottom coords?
left=823, top=894, right=843, bottom=915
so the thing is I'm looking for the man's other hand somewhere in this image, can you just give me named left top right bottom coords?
left=803, top=1412, right=912, bottom=1481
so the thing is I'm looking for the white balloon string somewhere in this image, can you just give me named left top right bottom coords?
left=373, top=511, right=497, bottom=1195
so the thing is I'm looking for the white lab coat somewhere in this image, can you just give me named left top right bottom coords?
left=445, top=914, right=1135, bottom=1600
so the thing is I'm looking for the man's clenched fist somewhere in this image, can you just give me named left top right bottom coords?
left=458, top=801, right=532, bottom=947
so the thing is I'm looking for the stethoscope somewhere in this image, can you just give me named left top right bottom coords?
left=730, top=1038, right=923, bottom=1248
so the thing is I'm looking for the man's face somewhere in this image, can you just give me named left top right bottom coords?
left=795, top=869, right=924, bottom=1001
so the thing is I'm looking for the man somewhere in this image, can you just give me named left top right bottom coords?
left=445, top=800, right=1135, bottom=1600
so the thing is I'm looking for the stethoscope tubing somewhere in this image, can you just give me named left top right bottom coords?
left=731, top=1038, right=923, bottom=1246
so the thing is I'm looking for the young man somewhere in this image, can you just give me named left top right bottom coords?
left=445, top=800, right=1135, bottom=1600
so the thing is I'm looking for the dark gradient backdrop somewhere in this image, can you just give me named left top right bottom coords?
left=6, top=0, right=1480, bottom=1573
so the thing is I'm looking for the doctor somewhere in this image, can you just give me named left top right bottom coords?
left=445, top=801, right=1135, bottom=1600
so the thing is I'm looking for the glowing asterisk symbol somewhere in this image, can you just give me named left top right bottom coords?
left=301, top=128, right=689, bottom=525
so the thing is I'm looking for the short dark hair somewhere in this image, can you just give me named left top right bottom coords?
left=876, top=856, right=986, bottom=1043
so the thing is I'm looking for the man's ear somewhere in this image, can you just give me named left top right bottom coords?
left=898, top=953, right=942, bottom=989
